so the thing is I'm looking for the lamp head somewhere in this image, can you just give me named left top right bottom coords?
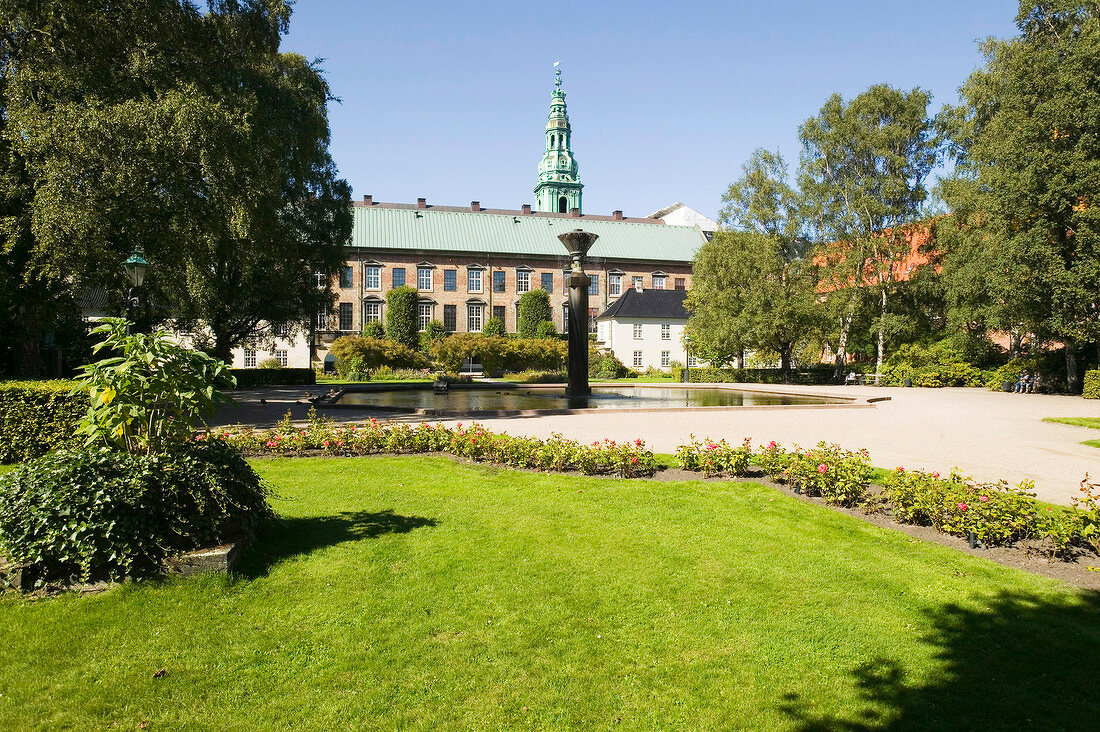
left=124, top=245, right=149, bottom=287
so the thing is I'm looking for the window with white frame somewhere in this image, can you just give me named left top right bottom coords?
left=633, top=350, right=643, bottom=368
left=467, top=268, right=482, bottom=292
left=661, top=351, right=670, bottom=368
left=467, top=303, right=483, bottom=331
left=632, top=275, right=643, bottom=289
left=364, top=301, right=381, bottom=323
left=633, top=323, right=643, bottom=340
left=418, top=302, right=433, bottom=331
left=275, top=349, right=288, bottom=367
left=417, top=266, right=432, bottom=291
left=316, top=307, right=330, bottom=330
left=314, top=271, right=326, bottom=288
left=363, top=265, right=381, bottom=290
left=661, top=324, right=670, bottom=340
left=687, top=353, right=699, bottom=368
left=562, top=304, right=569, bottom=333
left=609, top=273, right=622, bottom=296
left=653, top=274, right=667, bottom=290
left=244, top=348, right=256, bottom=368
left=517, top=270, right=531, bottom=293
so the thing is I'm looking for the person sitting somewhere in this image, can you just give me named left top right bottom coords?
left=845, top=371, right=859, bottom=385
left=1013, top=372, right=1029, bottom=393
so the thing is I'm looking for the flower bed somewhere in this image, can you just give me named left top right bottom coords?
left=212, top=410, right=657, bottom=479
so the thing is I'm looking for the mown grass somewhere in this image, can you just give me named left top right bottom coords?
left=1, top=456, right=1097, bottom=730
left=1044, top=416, right=1100, bottom=448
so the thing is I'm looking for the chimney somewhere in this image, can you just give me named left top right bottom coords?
left=612, top=210, right=623, bottom=220
left=362, top=194, right=373, bottom=205
left=521, top=204, right=532, bottom=214
left=417, top=197, right=427, bottom=209
left=569, top=207, right=580, bottom=218
left=470, top=201, right=480, bottom=212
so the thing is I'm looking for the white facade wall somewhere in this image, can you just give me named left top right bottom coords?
left=230, top=336, right=311, bottom=370
left=598, top=317, right=688, bottom=371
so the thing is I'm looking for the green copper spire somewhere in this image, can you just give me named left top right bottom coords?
left=535, top=62, right=583, bottom=214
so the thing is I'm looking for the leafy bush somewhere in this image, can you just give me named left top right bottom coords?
left=782, top=442, right=872, bottom=506
left=330, top=336, right=431, bottom=375
left=986, top=352, right=1067, bottom=393
left=430, top=334, right=566, bottom=376
left=217, top=414, right=657, bottom=479
left=257, top=357, right=282, bottom=369
left=881, top=467, right=1078, bottom=555
left=589, top=351, right=631, bottom=379
left=419, top=320, right=447, bottom=351
left=361, top=321, right=385, bottom=339
left=510, top=370, right=567, bottom=383
left=366, top=367, right=434, bottom=381
left=879, top=341, right=987, bottom=388
left=385, top=286, right=419, bottom=349
left=73, top=319, right=235, bottom=454
left=1084, top=370, right=1099, bottom=399
left=676, top=436, right=752, bottom=477
left=0, top=380, right=85, bottom=464
left=517, top=290, right=553, bottom=337
left=534, top=320, right=559, bottom=339
left=482, top=317, right=506, bottom=337
left=756, top=440, right=793, bottom=478
left=1072, top=474, right=1100, bottom=553
left=230, top=368, right=316, bottom=387
left=0, top=441, right=272, bottom=585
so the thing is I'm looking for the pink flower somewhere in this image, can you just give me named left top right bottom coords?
left=707, top=444, right=717, bottom=451
left=593, top=441, right=600, bottom=447
left=631, top=457, right=638, bottom=464
left=322, top=440, right=329, bottom=447
left=767, top=441, right=777, bottom=449
left=265, top=441, right=276, bottom=448
left=634, top=438, right=642, bottom=446
left=895, top=466, right=905, bottom=473
left=958, top=502, right=968, bottom=511
left=931, top=472, right=940, bottom=479
left=818, top=463, right=828, bottom=473
left=980, top=495, right=988, bottom=502
left=781, top=469, right=788, bottom=477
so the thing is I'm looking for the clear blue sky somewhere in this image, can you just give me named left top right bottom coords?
left=281, top=0, right=1019, bottom=221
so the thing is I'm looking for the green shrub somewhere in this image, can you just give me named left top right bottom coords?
left=517, top=290, right=552, bottom=337
left=481, top=317, right=506, bottom=337
left=385, top=286, right=419, bottom=349
left=257, top=357, right=282, bottom=369
left=361, top=321, right=385, bottom=339
left=0, top=380, right=85, bottom=464
left=0, top=441, right=272, bottom=585
left=510, top=370, right=567, bottom=383
left=1074, top=474, right=1100, bottom=552
left=430, top=334, right=566, bottom=376
left=782, top=442, right=872, bottom=506
left=676, top=436, right=752, bottom=477
left=367, top=366, right=433, bottom=381
left=419, top=320, right=446, bottom=351
left=986, top=352, right=1067, bottom=392
left=684, top=367, right=836, bottom=385
left=879, top=341, right=987, bottom=388
left=756, top=440, right=793, bottom=478
left=1084, top=370, right=1100, bottom=399
left=230, top=368, right=316, bottom=387
left=589, top=351, right=630, bottom=379
left=534, top=320, right=558, bottom=339
left=330, top=336, right=430, bottom=375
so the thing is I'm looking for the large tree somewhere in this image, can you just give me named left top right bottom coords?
left=939, top=1, right=1100, bottom=389
left=0, top=0, right=351, bottom=364
left=799, top=84, right=938, bottom=378
left=687, top=150, right=822, bottom=373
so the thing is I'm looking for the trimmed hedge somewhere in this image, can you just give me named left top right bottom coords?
left=682, top=366, right=837, bottom=385
left=430, top=334, right=566, bottom=376
left=230, top=368, right=316, bottom=388
left=0, top=380, right=86, bottom=464
left=1085, top=370, right=1099, bottom=399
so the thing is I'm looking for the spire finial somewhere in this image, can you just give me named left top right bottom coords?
left=554, top=59, right=563, bottom=88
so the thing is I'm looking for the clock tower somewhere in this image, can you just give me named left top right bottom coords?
left=535, top=64, right=583, bottom=214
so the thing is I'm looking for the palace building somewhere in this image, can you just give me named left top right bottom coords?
left=234, top=69, right=710, bottom=369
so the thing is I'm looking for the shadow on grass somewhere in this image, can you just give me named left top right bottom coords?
left=236, top=509, right=438, bottom=579
left=779, top=589, right=1100, bottom=730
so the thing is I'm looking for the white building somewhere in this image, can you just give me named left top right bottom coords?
left=595, top=288, right=698, bottom=371
left=649, top=202, right=718, bottom=240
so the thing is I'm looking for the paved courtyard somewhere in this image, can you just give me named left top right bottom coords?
left=213, top=384, right=1100, bottom=505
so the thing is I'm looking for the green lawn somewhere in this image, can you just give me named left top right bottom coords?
left=1044, top=416, right=1100, bottom=448
left=1, top=456, right=1097, bottom=730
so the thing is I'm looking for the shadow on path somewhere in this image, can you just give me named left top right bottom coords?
left=779, top=589, right=1100, bottom=730
left=236, top=509, right=438, bottom=579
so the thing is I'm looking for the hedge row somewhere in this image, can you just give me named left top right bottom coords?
left=229, top=368, right=316, bottom=388
left=1085, top=370, right=1099, bottom=399
left=0, top=381, right=86, bottom=464
left=682, top=367, right=837, bottom=385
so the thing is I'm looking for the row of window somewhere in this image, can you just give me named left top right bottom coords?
left=321, top=301, right=599, bottom=335
left=633, top=323, right=673, bottom=340
left=337, top=265, right=685, bottom=296
left=630, top=351, right=699, bottom=368
left=243, top=348, right=287, bottom=368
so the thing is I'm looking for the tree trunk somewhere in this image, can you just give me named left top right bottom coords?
left=1065, top=341, right=1081, bottom=393
left=833, top=310, right=853, bottom=380
left=1010, top=329, right=1022, bottom=360
left=779, top=347, right=791, bottom=383
left=874, top=288, right=887, bottom=385
left=212, top=328, right=234, bottom=364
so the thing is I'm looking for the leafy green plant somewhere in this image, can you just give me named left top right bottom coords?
left=782, top=442, right=872, bottom=506
left=257, top=357, right=282, bottom=369
left=756, top=440, right=793, bottom=479
left=517, top=289, right=553, bottom=337
left=419, top=320, right=447, bottom=351
left=1073, top=474, right=1100, bottom=553
left=361, top=321, right=385, bottom=340
left=534, top=320, right=558, bottom=339
left=72, top=319, right=235, bottom=455
left=329, top=336, right=431, bottom=373
left=1084, top=370, right=1099, bottom=399
left=676, top=435, right=752, bottom=477
left=0, top=441, right=271, bottom=585
left=481, top=317, right=506, bottom=337
left=385, top=286, right=419, bottom=349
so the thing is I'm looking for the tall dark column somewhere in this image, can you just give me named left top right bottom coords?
left=558, top=229, right=598, bottom=398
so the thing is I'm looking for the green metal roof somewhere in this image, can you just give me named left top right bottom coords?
left=350, top=206, right=704, bottom=263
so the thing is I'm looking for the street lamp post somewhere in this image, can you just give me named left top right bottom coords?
left=124, top=244, right=149, bottom=332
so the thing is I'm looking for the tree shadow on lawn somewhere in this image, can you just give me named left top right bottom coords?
left=236, top=509, right=438, bottom=579
left=779, top=589, right=1100, bottom=731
